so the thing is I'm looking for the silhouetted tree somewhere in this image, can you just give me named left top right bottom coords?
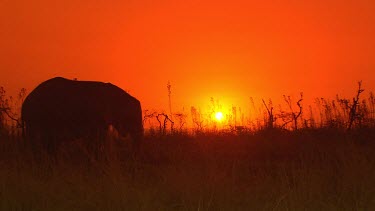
left=262, top=99, right=274, bottom=129
left=156, top=113, right=174, bottom=135
left=191, top=106, right=203, bottom=132
left=280, top=93, right=303, bottom=130
left=167, top=81, right=173, bottom=121
left=0, top=87, right=7, bottom=134
left=337, top=81, right=365, bottom=130
left=369, top=92, right=375, bottom=127
left=174, top=112, right=187, bottom=132
left=348, top=81, right=364, bottom=130
left=143, top=110, right=174, bottom=135
left=0, top=87, right=26, bottom=137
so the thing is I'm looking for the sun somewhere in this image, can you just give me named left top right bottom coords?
left=215, top=111, right=224, bottom=121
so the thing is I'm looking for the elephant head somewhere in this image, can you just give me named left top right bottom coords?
left=103, top=83, right=144, bottom=143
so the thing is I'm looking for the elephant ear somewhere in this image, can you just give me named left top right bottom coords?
left=104, top=88, right=126, bottom=126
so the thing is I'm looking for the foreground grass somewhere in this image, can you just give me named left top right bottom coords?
left=1, top=129, right=375, bottom=210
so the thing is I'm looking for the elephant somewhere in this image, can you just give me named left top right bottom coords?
left=21, top=77, right=143, bottom=154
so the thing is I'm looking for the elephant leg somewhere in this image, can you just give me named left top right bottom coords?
left=85, top=130, right=105, bottom=161
left=131, top=130, right=143, bottom=156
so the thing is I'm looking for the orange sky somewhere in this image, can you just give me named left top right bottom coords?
left=1, top=0, right=375, bottom=114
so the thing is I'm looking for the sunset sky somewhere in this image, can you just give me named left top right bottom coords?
left=1, top=0, right=375, bottom=114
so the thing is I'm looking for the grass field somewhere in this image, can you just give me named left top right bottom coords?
left=0, top=128, right=375, bottom=211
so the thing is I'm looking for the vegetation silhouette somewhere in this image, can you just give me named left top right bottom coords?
left=0, top=80, right=375, bottom=210
left=21, top=77, right=143, bottom=157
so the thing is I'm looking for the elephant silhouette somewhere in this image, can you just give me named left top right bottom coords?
left=21, top=77, right=143, bottom=154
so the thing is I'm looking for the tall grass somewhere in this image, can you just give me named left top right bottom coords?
left=1, top=129, right=375, bottom=210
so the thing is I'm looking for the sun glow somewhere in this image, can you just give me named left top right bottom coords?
left=215, top=111, right=224, bottom=121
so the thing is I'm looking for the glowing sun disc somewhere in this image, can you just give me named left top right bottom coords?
left=215, top=112, right=224, bottom=121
